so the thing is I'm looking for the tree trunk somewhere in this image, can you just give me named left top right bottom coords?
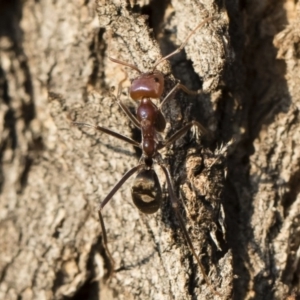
left=0, top=0, right=299, bottom=299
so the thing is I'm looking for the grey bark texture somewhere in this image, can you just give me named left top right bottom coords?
left=0, top=0, right=299, bottom=299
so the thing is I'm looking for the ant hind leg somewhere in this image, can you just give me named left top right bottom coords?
left=159, top=164, right=220, bottom=297
left=97, top=165, right=144, bottom=279
left=98, top=210, right=115, bottom=281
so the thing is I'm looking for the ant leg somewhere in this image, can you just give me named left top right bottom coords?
left=107, top=37, right=140, bottom=128
left=152, top=16, right=214, bottom=70
left=99, top=164, right=143, bottom=210
left=117, top=99, right=141, bottom=129
left=159, top=82, right=203, bottom=109
left=159, top=164, right=220, bottom=297
left=158, top=120, right=208, bottom=150
left=159, top=82, right=180, bottom=109
left=98, top=211, right=115, bottom=280
left=73, top=122, right=140, bottom=148
left=97, top=164, right=144, bottom=278
left=113, top=71, right=141, bottom=129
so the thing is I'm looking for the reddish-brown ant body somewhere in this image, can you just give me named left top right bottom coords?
left=74, top=17, right=220, bottom=296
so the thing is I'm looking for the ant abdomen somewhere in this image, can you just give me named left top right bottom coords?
left=131, top=169, right=162, bottom=214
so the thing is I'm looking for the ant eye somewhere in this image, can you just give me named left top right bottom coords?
left=154, top=77, right=159, bottom=83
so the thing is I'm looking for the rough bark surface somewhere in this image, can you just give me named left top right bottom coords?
left=0, top=0, right=299, bottom=300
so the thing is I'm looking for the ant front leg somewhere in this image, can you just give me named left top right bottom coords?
left=115, top=98, right=140, bottom=129
left=158, top=120, right=209, bottom=150
left=159, top=81, right=203, bottom=109
left=111, top=66, right=141, bottom=129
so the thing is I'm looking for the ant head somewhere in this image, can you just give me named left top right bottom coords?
left=108, top=57, right=165, bottom=100
left=130, top=70, right=164, bottom=101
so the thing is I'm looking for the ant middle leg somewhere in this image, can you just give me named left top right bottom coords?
left=73, top=122, right=140, bottom=148
left=158, top=120, right=208, bottom=150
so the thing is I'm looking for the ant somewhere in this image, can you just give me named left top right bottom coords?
left=74, top=17, right=220, bottom=296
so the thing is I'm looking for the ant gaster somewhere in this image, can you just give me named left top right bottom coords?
left=74, top=17, right=220, bottom=296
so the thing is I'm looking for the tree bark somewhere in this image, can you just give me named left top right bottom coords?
left=0, top=0, right=299, bottom=299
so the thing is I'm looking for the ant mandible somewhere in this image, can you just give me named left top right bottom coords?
left=74, top=16, right=220, bottom=296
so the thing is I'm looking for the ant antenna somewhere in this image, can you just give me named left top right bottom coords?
left=109, top=57, right=142, bottom=74
left=152, top=16, right=214, bottom=71
left=106, top=28, right=142, bottom=74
